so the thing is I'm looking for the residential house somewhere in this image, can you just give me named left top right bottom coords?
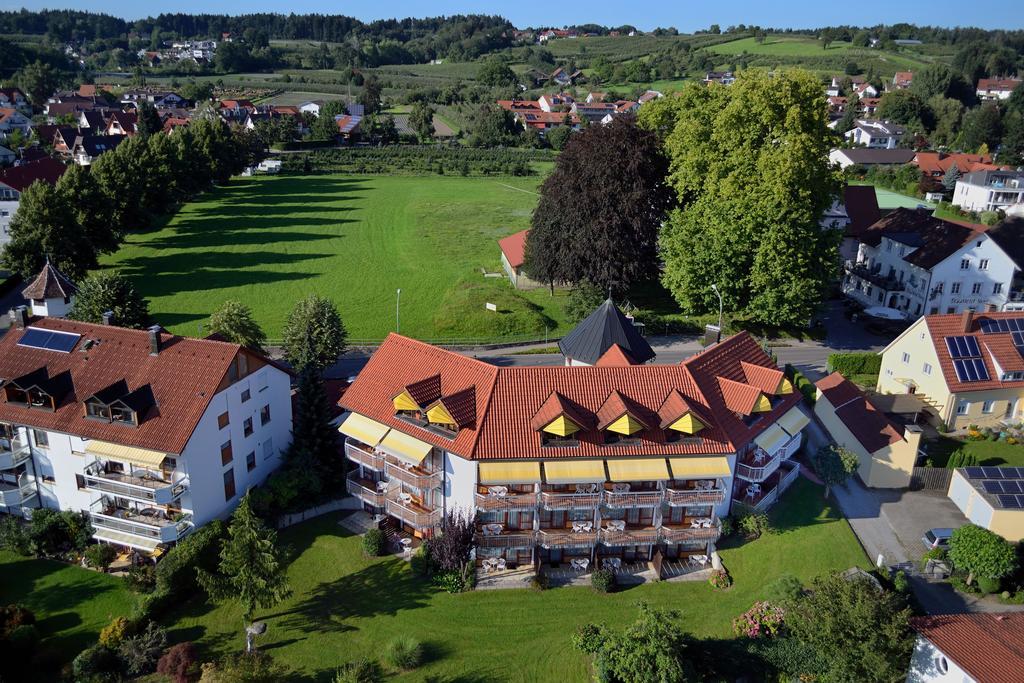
left=0, top=87, right=30, bottom=114
left=827, top=96, right=849, bottom=117
left=338, top=329, right=808, bottom=576
left=558, top=299, right=656, bottom=367
left=948, top=468, right=1024, bottom=542
left=952, top=170, right=1024, bottom=214
left=0, top=145, right=14, bottom=166
left=976, top=77, right=1021, bottom=101
left=828, top=147, right=916, bottom=169
left=299, top=100, right=325, bottom=116
left=334, top=115, right=362, bottom=141
left=853, top=82, right=879, bottom=98
left=105, top=111, right=137, bottom=136
left=218, top=99, right=256, bottom=123
left=72, top=134, right=126, bottom=166
left=498, top=229, right=542, bottom=290
left=704, top=72, right=735, bottom=85
left=638, top=90, right=663, bottom=104
left=0, top=157, right=67, bottom=246
left=820, top=184, right=882, bottom=262
left=843, top=208, right=1022, bottom=317
left=892, top=71, right=914, bottom=90
left=813, top=372, right=921, bottom=488
left=52, top=127, right=83, bottom=156
left=913, top=152, right=1003, bottom=183
left=845, top=119, right=906, bottom=148
left=162, top=116, right=190, bottom=133
left=538, top=93, right=575, bottom=112
left=549, top=67, right=583, bottom=87
left=0, top=291, right=293, bottom=556
left=860, top=97, right=881, bottom=116
left=76, top=109, right=108, bottom=131
left=0, top=109, right=33, bottom=140
left=907, top=612, right=1024, bottom=682
left=876, top=310, right=1024, bottom=428
left=586, top=92, right=606, bottom=103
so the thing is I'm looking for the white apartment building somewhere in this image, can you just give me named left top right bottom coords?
left=952, top=170, right=1024, bottom=214
left=842, top=208, right=1023, bottom=317
left=0, top=284, right=293, bottom=554
left=844, top=119, right=905, bottom=148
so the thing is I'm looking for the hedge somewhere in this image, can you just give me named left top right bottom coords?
left=281, top=145, right=555, bottom=176
left=785, top=364, right=816, bottom=406
left=826, top=352, right=882, bottom=377
left=137, top=520, right=225, bottom=619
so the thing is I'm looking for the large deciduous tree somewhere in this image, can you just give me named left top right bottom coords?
left=281, top=294, right=348, bottom=371
left=948, top=524, right=1017, bottom=585
left=523, top=116, right=673, bottom=292
left=207, top=300, right=267, bottom=352
left=1, top=181, right=96, bottom=280
left=408, top=101, right=435, bottom=141
left=813, top=445, right=860, bottom=498
left=876, top=90, right=933, bottom=131
left=960, top=102, right=1003, bottom=153
left=55, top=164, right=120, bottom=255
left=68, top=272, right=151, bottom=329
left=641, top=70, right=842, bottom=326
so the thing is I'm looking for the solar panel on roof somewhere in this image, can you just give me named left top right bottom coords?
left=997, top=494, right=1020, bottom=508
left=1004, top=481, right=1023, bottom=494
left=45, top=331, right=80, bottom=352
left=984, top=480, right=1004, bottom=494
left=1013, top=331, right=1024, bottom=348
left=982, top=467, right=1004, bottom=478
left=17, top=327, right=81, bottom=353
left=964, top=466, right=985, bottom=479
left=953, top=358, right=989, bottom=382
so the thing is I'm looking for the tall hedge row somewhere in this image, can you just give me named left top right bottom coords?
left=827, top=352, right=882, bottom=377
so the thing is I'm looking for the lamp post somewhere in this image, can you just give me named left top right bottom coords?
left=710, top=284, right=723, bottom=341
left=396, top=288, right=401, bottom=334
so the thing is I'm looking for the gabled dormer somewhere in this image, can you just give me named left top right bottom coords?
left=596, top=390, right=651, bottom=445
left=740, top=361, right=793, bottom=396
left=657, top=389, right=711, bottom=442
left=530, top=391, right=592, bottom=447
left=423, top=386, right=476, bottom=437
left=718, top=376, right=773, bottom=426
left=3, top=367, right=73, bottom=411
left=392, top=374, right=442, bottom=421
left=83, top=380, right=155, bottom=426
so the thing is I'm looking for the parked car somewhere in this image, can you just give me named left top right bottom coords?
left=921, top=528, right=953, bottom=550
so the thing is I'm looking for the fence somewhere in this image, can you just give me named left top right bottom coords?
left=909, top=467, right=954, bottom=491
left=266, top=334, right=564, bottom=352
left=276, top=497, right=361, bottom=529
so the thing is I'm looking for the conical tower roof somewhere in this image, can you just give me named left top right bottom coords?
left=557, top=298, right=655, bottom=365
left=21, top=262, right=78, bottom=301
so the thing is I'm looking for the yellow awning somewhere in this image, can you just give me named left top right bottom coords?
left=669, top=412, right=705, bottom=434
left=606, top=458, right=669, bottom=482
left=392, top=390, right=419, bottom=411
left=379, top=430, right=433, bottom=466
left=777, top=377, right=794, bottom=395
left=778, top=407, right=810, bottom=436
left=479, top=461, right=542, bottom=485
left=338, top=413, right=390, bottom=446
left=426, top=403, right=457, bottom=425
left=542, top=415, right=580, bottom=437
left=606, top=413, right=645, bottom=435
left=543, top=459, right=607, bottom=484
left=668, top=456, right=731, bottom=478
left=85, top=441, right=168, bottom=468
left=753, top=423, right=789, bottom=453
left=752, top=393, right=773, bottom=413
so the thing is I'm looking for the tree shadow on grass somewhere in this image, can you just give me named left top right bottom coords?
left=141, top=225, right=350, bottom=251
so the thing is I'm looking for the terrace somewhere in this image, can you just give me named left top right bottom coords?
left=88, top=499, right=193, bottom=548
left=384, top=459, right=443, bottom=490
left=598, top=522, right=659, bottom=547
left=0, top=473, right=35, bottom=507
left=474, top=484, right=538, bottom=512
left=474, top=522, right=536, bottom=549
left=343, top=438, right=385, bottom=471
left=733, top=461, right=802, bottom=512
left=83, top=461, right=186, bottom=505
left=536, top=523, right=598, bottom=549
left=664, top=480, right=726, bottom=507
left=345, top=471, right=386, bottom=508
left=385, top=493, right=441, bottom=530
left=0, top=434, right=31, bottom=470
left=735, top=448, right=782, bottom=482
left=602, top=482, right=663, bottom=508
left=660, top=517, right=722, bottom=544
left=539, top=484, right=602, bottom=510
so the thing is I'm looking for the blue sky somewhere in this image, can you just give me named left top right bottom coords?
left=11, top=1, right=1024, bottom=30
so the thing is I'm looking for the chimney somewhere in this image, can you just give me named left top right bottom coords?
left=9, top=306, right=28, bottom=330
left=903, top=424, right=923, bottom=454
left=148, top=325, right=162, bottom=356
left=961, top=309, right=974, bottom=333
left=101, top=310, right=114, bottom=326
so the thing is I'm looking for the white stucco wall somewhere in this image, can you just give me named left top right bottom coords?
left=444, top=451, right=477, bottom=516
left=905, top=636, right=976, bottom=683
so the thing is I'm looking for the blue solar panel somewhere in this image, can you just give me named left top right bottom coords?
left=15, top=327, right=80, bottom=353
left=45, top=331, right=80, bottom=352
left=984, top=480, right=1004, bottom=494
left=983, top=467, right=1004, bottom=478
left=953, top=358, right=989, bottom=382
left=1004, top=481, right=1023, bottom=494
left=964, top=467, right=985, bottom=479
left=1013, top=331, right=1024, bottom=348
left=997, top=494, right=1021, bottom=508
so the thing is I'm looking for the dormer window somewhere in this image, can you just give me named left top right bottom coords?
left=110, top=404, right=136, bottom=425
left=4, top=386, right=29, bottom=406
left=541, top=416, right=581, bottom=447
left=28, top=388, right=52, bottom=409
left=86, top=400, right=111, bottom=420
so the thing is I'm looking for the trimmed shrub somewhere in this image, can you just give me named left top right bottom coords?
left=947, top=449, right=978, bottom=468
left=0, top=516, right=30, bottom=555
left=977, top=576, right=1001, bottom=595
left=718, top=516, right=734, bottom=538
left=199, top=651, right=292, bottom=682
left=827, top=352, right=882, bottom=377
left=99, top=616, right=132, bottom=648
left=764, top=574, right=803, bottom=604
left=590, top=568, right=617, bottom=593
left=892, top=570, right=910, bottom=593
left=709, top=568, right=732, bottom=590
left=72, top=644, right=121, bottom=682
left=383, top=636, right=424, bottom=670
left=738, top=512, right=772, bottom=539
left=118, top=621, right=168, bottom=676
left=157, top=642, right=199, bottom=683
left=85, top=543, right=119, bottom=571
left=785, top=364, right=817, bottom=405
left=333, top=658, right=384, bottom=683
left=361, top=528, right=386, bottom=557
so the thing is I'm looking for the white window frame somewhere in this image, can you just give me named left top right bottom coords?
left=923, top=363, right=932, bottom=375
left=956, top=401, right=970, bottom=415
left=902, top=352, right=911, bottom=364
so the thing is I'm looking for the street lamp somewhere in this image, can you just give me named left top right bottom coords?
left=710, top=284, right=723, bottom=341
left=396, top=288, right=401, bottom=334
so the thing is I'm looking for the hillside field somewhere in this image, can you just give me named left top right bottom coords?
left=100, top=173, right=569, bottom=342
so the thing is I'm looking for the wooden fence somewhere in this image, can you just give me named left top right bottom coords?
left=909, top=467, right=953, bottom=491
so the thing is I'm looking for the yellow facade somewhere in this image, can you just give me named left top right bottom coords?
left=945, top=387, right=1024, bottom=429
left=988, top=509, right=1024, bottom=543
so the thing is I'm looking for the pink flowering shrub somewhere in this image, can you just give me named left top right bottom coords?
left=708, top=568, right=732, bottom=590
left=731, top=601, right=785, bottom=638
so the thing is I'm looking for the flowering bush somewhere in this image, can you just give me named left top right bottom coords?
left=731, top=601, right=785, bottom=638
left=966, top=429, right=985, bottom=441
left=708, top=568, right=732, bottom=590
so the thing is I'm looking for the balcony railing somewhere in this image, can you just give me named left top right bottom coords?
left=537, top=528, right=598, bottom=548
left=845, top=263, right=905, bottom=292
left=540, top=491, right=602, bottom=510
left=664, top=487, right=726, bottom=507
left=736, top=452, right=781, bottom=482
left=346, top=474, right=385, bottom=508
left=344, top=439, right=385, bottom=471
left=474, top=491, right=539, bottom=512
left=83, top=462, right=186, bottom=505
left=0, top=436, right=31, bottom=471
left=385, top=497, right=441, bottom=529
left=384, top=461, right=442, bottom=490
left=603, top=490, right=664, bottom=508
left=474, top=530, right=536, bottom=549
left=599, top=527, right=659, bottom=546
left=89, top=502, right=193, bottom=544
left=0, top=475, right=35, bottom=507
left=660, top=521, right=722, bottom=544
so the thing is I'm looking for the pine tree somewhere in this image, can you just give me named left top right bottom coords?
left=197, top=493, right=291, bottom=639
left=942, top=162, right=961, bottom=193
left=287, top=363, right=343, bottom=488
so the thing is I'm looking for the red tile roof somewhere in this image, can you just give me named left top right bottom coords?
left=977, top=78, right=1021, bottom=92
left=498, top=229, right=530, bottom=269
left=913, top=152, right=1003, bottom=176
left=740, top=361, right=784, bottom=395
left=595, top=344, right=637, bottom=366
left=0, top=317, right=262, bottom=454
left=911, top=613, right=1024, bottom=682
left=340, top=331, right=800, bottom=460
left=815, top=372, right=904, bottom=453
left=0, top=157, right=66, bottom=192
left=924, top=312, right=1024, bottom=392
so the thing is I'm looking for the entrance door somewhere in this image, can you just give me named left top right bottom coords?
left=1007, top=400, right=1017, bottom=419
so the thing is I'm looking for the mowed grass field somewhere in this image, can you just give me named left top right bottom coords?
left=101, top=174, right=568, bottom=341
left=710, top=36, right=856, bottom=56
left=163, top=479, right=867, bottom=682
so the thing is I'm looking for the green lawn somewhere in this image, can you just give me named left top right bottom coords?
left=922, top=436, right=1024, bottom=468
left=162, top=478, right=867, bottom=682
left=710, top=36, right=856, bottom=56
left=101, top=174, right=570, bottom=341
left=0, top=550, right=138, bottom=675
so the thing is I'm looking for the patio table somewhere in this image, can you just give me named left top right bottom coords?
left=603, top=557, right=622, bottom=570
left=570, top=558, right=590, bottom=571
left=611, top=483, right=631, bottom=493
left=575, top=483, right=599, bottom=494
left=483, top=523, right=503, bottom=536
left=571, top=521, right=593, bottom=533
left=605, top=520, right=626, bottom=531
left=487, top=486, right=509, bottom=497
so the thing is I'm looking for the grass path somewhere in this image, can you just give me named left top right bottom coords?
left=101, top=174, right=568, bottom=341
left=162, top=478, right=867, bottom=681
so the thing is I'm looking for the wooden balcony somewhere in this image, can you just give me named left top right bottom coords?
left=664, top=487, right=726, bottom=507
left=602, top=488, right=663, bottom=508
left=89, top=500, right=193, bottom=545
left=540, top=490, right=602, bottom=510
left=384, top=461, right=442, bottom=490
left=385, top=497, right=441, bottom=530
left=346, top=473, right=385, bottom=507
left=474, top=529, right=536, bottom=549
left=660, top=521, right=722, bottom=544
left=474, top=489, right=538, bottom=512
left=344, top=439, right=385, bottom=471
left=599, top=526, right=659, bottom=546
left=537, top=528, right=598, bottom=548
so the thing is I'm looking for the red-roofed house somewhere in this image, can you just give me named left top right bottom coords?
left=892, top=71, right=914, bottom=90
left=338, top=330, right=810, bottom=574
left=814, top=372, right=921, bottom=488
left=976, top=77, right=1021, bottom=101
left=913, top=152, right=1004, bottom=180
left=908, top=612, right=1024, bottom=682
left=498, top=229, right=541, bottom=289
